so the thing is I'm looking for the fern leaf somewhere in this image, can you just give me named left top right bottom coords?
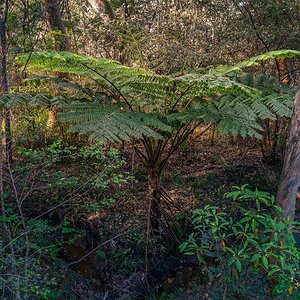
left=213, top=49, right=300, bottom=75
left=58, top=103, right=172, bottom=142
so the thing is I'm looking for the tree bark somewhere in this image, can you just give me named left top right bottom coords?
left=87, top=0, right=115, bottom=20
left=44, top=0, right=70, bottom=127
left=276, top=84, right=300, bottom=220
left=147, top=170, right=162, bottom=235
left=0, top=5, right=12, bottom=165
left=0, top=2, right=20, bottom=296
left=45, top=0, right=71, bottom=51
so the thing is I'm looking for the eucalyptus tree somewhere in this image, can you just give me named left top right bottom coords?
left=87, top=0, right=115, bottom=19
left=45, top=0, right=71, bottom=51
left=276, top=82, right=300, bottom=220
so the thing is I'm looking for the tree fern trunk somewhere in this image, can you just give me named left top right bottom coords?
left=276, top=85, right=300, bottom=220
left=47, top=109, right=57, bottom=129
left=147, top=170, right=161, bottom=235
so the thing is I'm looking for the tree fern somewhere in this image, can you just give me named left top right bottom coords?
left=16, top=49, right=300, bottom=141
left=16, top=51, right=257, bottom=111
left=15, top=49, right=300, bottom=235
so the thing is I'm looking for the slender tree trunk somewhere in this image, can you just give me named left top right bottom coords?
left=0, top=7, right=12, bottom=164
left=0, top=2, right=20, bottom=297
left=0, top=109, right=20, bottom=300
left=0, top=111, right=10, bottom=240
left=276, top=84, right=300, bottom=220
left=4, top=109, right=11, bottom=163
left=147, top=170, right=162, bottom=235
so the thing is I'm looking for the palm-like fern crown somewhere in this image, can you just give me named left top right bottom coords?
left=16, top=49, right=300, bottom=142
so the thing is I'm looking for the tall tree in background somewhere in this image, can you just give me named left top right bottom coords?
left=45, top=0, right=71, bottom=51
left=0, top=0, right=12, bottom=164
left=276, top=82, right=300, bottom=220
left=87, top=0, right=115, bottom=19
left=44, top=0, right=70, bottom=127
left=0, top=2, right=19, bottom=296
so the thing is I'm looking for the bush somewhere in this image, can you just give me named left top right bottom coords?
left=180, top=185, right=300, bottom=298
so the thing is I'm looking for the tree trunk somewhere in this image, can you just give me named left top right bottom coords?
left=45, top=0, right=70, bottom=127
left=45, top=0, right=71, bottom=51
left=0, top=2, right=20, bottom=296
left=276, top=84, right=300, bottom=220
left=47, top=108, right=57, bottom=129
left=147, top=170, right=162, bottom=235
left=87, top=0, right=115, bottom=20
left=0, top=11, right=12, bottom=164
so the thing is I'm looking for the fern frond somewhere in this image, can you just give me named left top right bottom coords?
left=29, top=94, right=68, bottom=108
left=58, top=103, right=173, bottom=142
left=17, top=51, right=258, bottom=111
left=24, top=76, right=83, bottom=91
left=0, top=93, right=32, bottom=108
left=213, top=49, right=300, bottom=75
left=168, top=83, right=293, bottom=139
left=168, top=99, right=264, bottom=139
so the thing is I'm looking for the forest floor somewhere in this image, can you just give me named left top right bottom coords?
left=55, top=130, right=290, bottom=299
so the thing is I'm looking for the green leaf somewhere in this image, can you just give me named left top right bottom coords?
left=235, top=259, right=242, bottom=272
left=250, top=253, right=261, bottom=262
left=267, top=267, right=281, bottom=277
left=262, top=256, right=269, bottom=270
left=179, top=242, right=188, bottom=252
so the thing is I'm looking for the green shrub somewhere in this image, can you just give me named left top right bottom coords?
left=180, top=185, right=300, bottom=298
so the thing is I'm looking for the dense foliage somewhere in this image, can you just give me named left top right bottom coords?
left=1, top=1, right=300, bottom=299
left=180, top=185, right=300, bottom=298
